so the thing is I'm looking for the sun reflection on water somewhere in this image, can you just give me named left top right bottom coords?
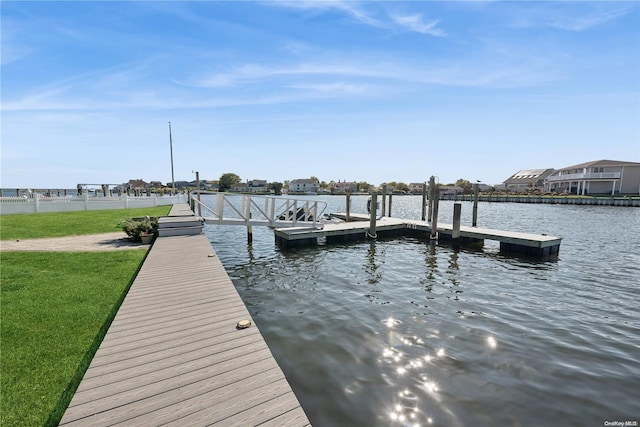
left=384, top=317, right=403, bottom=328
left=379, top=319, right=449, bottom=427
left=487, top=335, right=497, bottom=349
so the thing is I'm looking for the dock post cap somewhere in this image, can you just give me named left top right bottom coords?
left=236, top=320, right=252, bottom=329
left=208, top=253, right=216, bottom=257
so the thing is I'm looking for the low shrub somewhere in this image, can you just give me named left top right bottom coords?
left=120, top=216, right=158, bottom=241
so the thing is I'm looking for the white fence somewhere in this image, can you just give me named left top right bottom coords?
left=0, top=194, right=188, bottom=215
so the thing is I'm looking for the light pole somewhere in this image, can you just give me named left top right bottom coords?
left=169, top=122, right=175, bottom=195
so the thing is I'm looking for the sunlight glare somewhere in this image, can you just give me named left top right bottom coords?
left=487, top=335, right=497, bottom=349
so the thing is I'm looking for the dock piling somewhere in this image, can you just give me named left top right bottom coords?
left=346, top=193, right=351, bottom=222
left=195, top=171, right=202, bottom=217
left=368, top=191, right=378, bottom=238
left=452, top=203, right=461, bottom=245
left=381, top=185, right=387, bottom=218
left=472, top=183, right=479, bottom=227
left=421, top=182, right=427, bottom=221
left=431, top=186, right=439, bottom=240
left=428, top=176, right=435, bottom=223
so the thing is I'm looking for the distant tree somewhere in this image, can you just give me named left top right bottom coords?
left=320, top=181, right=329, bottom=189
left=219, top=173, right=241, bottom=192
left=396, top=182, right=409, bottom=193
left=310, top=176, right=320, bottom=184
left=358, top=181, right=371, bottom=192
left=270, top=182, right=283, bottom=195
left=455, top=179, right=472, bottom=194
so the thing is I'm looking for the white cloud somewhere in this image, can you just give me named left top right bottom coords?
left=286, top=82, right=370, bottom=94
left=511, top=4, right=634, bottom=32
left=392, top=14, right=446, bottom=37
left=266, top=0, right=384, bottom=27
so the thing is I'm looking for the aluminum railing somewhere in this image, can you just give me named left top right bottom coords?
left=546, top=172, right=621, bottom=182
left=190, top=192, right=327, bottom=228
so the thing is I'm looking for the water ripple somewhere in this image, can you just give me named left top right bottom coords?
left=204, top=196, right=640, bottom=426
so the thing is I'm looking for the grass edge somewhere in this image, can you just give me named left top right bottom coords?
left=43, top=246, right=152, bottom=426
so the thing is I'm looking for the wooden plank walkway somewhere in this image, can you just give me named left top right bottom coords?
left=60, top=232, right=310, bottom=426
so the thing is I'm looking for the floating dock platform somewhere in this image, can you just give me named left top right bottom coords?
left=274, top=213, right=561, bottom=260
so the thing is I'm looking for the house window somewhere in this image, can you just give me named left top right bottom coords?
left=593, top=167, right=604, bottom=173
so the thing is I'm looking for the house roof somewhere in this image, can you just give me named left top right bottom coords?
left=503, top=168, right=555, bottom=184
left=558, top=159, right=640, bottom=170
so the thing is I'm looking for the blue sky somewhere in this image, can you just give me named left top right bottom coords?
left=2, top=1, right=639, bottom=188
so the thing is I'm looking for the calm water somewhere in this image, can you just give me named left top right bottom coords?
left=203, top=195, right=639, bottom=426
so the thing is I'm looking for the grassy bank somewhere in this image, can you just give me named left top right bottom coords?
left=1, top=251, right=147, bottom=426
left=0, top=207, right=170, bottom=426
left=0, top=206, right=170, bottom=240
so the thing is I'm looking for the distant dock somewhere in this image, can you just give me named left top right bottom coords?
left=440, top=194, right=640, bottom=207
left=274, top=213, right=562, bottom=260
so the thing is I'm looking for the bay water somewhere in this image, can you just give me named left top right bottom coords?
left=203, top=195, right=638, bottom=426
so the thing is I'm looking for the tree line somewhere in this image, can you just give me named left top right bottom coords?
left=216, top=174, right=479, bottom=194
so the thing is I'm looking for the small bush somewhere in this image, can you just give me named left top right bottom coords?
left=120, top=216, right=158, bottom=241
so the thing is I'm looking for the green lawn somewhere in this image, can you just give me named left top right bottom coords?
left=0, top=207, right=170, bottom=426
left=0, top=206, right=170, bottom=240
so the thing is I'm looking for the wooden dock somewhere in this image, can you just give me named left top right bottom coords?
left=274, top=213, right=561, bottom=259
left=60, top=206, right=310, bottom=426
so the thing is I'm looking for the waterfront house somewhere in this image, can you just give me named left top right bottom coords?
left=409, top=183, right=426, bottom=193
left=203, top=181, right=219, bottom=191
left=289, top=179, right=319, bottom=194
left=230, top=182, right=249, bottom=193
left=332, top=180, right=358, bottom=194
left=544, top=159, right=640, bottom=196
left=171, top=181, right=192, bottom=190
left=503, top=169, right=555, bottom=193
left=128, top=179, right=149, bottom=190
left=440, top=185, right=464, bottom=196
left=248, top=179, right=269, bottom=193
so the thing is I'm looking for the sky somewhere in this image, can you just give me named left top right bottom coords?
left=2, top=0, right=639, bottom=188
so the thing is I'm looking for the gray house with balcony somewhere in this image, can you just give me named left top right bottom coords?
left=544, top=160, right=640, bottom=196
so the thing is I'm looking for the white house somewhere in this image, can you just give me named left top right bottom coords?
left=289, top=179, right=319, bottom=194
left=544, top=160, right=640, bottom=195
